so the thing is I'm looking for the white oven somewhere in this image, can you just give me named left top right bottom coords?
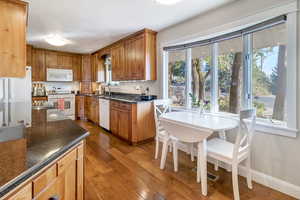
left=47, top=94, right=75, bottom=120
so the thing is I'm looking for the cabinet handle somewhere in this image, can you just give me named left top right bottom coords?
left=49, top=195, right=60, bottom=200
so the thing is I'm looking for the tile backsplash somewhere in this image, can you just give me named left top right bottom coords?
left=104, top=81, right=159, bottom=96
left=33, top=82, right=80, bottom=93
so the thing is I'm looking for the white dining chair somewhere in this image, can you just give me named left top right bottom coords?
left=207, top=109, right=256, bottom=200
left=153, top=100, right=195, bottom=171
left=153, top=99, right=172, bottom=160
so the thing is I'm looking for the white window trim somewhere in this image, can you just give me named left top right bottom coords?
left=163, top=11, right=298, bottom=138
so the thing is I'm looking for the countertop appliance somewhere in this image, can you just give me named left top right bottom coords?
left=47, top=68, right=73, bottom=82
left=99, top=98, right=110, bottom=130
left=0, top=67, right=32, bottom=127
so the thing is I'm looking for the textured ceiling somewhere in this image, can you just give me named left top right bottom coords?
left=25, top=0, right=236, bottom=53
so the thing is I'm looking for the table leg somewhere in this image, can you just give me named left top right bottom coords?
left=197, top=139, right=207, bottom=196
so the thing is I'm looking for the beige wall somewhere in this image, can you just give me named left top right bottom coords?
left=156, top=0, right=300, bottom=191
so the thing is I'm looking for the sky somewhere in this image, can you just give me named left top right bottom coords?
left=257, top=46, right=279, bottom=77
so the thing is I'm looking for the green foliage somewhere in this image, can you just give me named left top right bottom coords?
left=253, top=101, right=266, bottom=118
left=170, top=61, right=186, bottom=85
left=218, top=96, right=229, bottom=112
left=218, top=53, right=233, bottom=94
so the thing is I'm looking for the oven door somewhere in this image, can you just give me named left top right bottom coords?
left=48, top=98, right=74, bottom=116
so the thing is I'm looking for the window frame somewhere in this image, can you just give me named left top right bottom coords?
left=164, top=13, right=298, bottom=137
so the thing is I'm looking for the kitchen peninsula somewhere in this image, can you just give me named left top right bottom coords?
left=0, top=103, right=89, bottom=200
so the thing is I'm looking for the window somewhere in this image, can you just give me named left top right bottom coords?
left=191, top=45, right=211, bottom=109
left=217, top=37, right=243, bottom=114
left=168, top=50, right=187, bottom=107
left=252, top=23, right=287, bottom=121
left=164, top=14, right=297, bottom=133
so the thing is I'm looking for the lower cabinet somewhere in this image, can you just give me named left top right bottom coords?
left=4, top=141, right=85, bottom=200
left=85, top=96, right=99, bottom=124
left=76, top=96, right=85, bottom=120
left=110, top=100, right=155, bottom=144
left=110, top=106, right=131, bottom=141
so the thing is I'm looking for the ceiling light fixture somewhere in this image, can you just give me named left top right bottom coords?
left=44, top=34, right=70, bottom=46
left=154, top=0, right=183, bottom=5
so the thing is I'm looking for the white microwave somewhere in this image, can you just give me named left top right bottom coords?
left=47, top=68, right=73, bottom=82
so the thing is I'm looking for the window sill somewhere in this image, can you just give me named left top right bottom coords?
left=171, top=107, right=298, bottom=138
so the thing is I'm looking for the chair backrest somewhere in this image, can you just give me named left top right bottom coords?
left=233, top=109, right=256, bottom=160
left=153, top=99, right=172, bottom=136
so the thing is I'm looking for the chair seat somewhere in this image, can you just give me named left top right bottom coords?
left=207, top=138, right=234, bottom=162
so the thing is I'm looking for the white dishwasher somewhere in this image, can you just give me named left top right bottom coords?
left=99, top=99, right=110, bottom=130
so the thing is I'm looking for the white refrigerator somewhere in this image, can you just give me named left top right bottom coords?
left=0, top=67, right=32, bottom=127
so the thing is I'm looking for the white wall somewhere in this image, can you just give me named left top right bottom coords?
left=156, top=0, right=300, bottom=197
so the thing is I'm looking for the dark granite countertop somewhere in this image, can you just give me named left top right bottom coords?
left=0, top=103, right=89, bottom=197
left=77, top=93, right=157, bottom=103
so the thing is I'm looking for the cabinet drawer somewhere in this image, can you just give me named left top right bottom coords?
left=119, top=102, right=131, bottom=111
left=33, top=165, right=57, bottom=197
left=35, top=176, right=64, bottom=200
left=57, top=149, right=77, bottom=175
left=6, top=182, right=32, bottom=200
left=111, top=101, right=131, bottom=111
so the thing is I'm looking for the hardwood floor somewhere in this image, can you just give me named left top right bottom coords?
left=76, top=120, right=296, bottom=200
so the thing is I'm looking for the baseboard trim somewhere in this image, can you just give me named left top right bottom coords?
left=206, top=158, right=300, bottom=199
left=178, top=144, right=300, bottom=199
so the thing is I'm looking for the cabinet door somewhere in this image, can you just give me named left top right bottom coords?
left=81, top=55, right=92, bottom=81
left=110, top=108, right=119, bottom=135
left=32, top=49, right=46, bottom=82
left=0, top=0, right=27, bottom=78
left=125, top=35, right=145, bottom=80
left=58, top=54, right=73, bottom=69
left=92, top=98, right=99, bottom=124
left=75, top=96, right=85, bottom=119
left=85, top=96, right=92, bottom=120
left=73, top=55, right=82, bottom=81
left=118, top=110, right=131, bottom=140
left=91, top=54, right=98, bottom=82
left=45, top=51, right=58, bottom=68
left=111, top=44, right=125, bottom=81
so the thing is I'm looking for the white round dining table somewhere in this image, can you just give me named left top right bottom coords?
left=159, top=111, right=239, bottom=196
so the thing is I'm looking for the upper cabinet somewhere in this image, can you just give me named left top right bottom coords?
left=29, top=47, right=83, bottom=82
left=81, top=54, right=92, bottom=82
left=95, top=29, right=157, bottom=81
left=73, top=55, right=82, bottom=81
left=0, top=0, right=28, bottom=78
left=111, top=43, right=125, bottom=81
left=32, top=49, right=46, bottom=82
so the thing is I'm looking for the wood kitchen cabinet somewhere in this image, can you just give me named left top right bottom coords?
left=111, top=43, right=125, bottom=81
left=4, top=142, right=85, bottom=200
left=124, top=34, right=145, bottom=80
left=91, top=53, right=105, bottom=82
left=73, top=55, right=82, bottom=81
left=85, top=96, right=99, bottom=124
left=76, top=95, right=85, bottom=120
left=32, top=49, right=46, bottom=82
left=95, top=29, right=157, bottom=81
left=45, top=51, right=58, bottom=68
left=110, top=100, right=155, bottom=144
left=0, top=0, right=28, bottom=78
left=110, top=102, right=131, bottom=140
left=81, top=55, right=92, bottom=82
